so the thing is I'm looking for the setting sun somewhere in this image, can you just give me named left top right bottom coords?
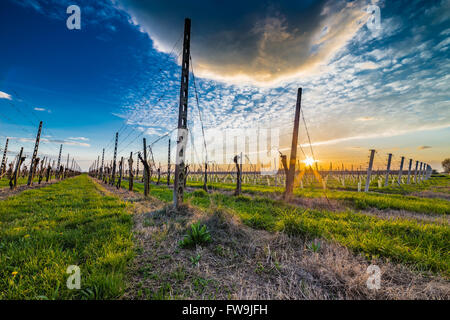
left=302, top=156, right=316, bottom=167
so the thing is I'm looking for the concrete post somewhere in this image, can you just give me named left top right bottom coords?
left=174, top=18, right=191, bottom=209
left=406, top=158, right=412, bottom=184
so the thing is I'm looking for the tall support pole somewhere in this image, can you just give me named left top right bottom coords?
left=203, top=162, right=208, bottom=191
left=110, top=132, right=118, bottom=185
left=27, top=121, right=43, bottom=186
left=167, top=139, right=171, bottom=185
left=100, top=148, right=105, bottom=180
left=285, top=88, right=302, bottom=199
left=365, top=149, right=375, bottom=192
left=1, top=138, right=9, bottom=175
left=174, top=18, right=191, bottom=209
left=406, top=158, right=413, bottom=184
left=56, top=144, right=63, bottom=179
left=414, top=160, right=419, bottom=183
left=143, top=138, right=149, bottom=197
left=397, top=156, right=405, bottom=184
left=117, top=157, right=123, bottom=189
left=384, top=153, right=392, bottom=187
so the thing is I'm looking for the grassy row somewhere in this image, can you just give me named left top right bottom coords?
left=0, top=174, right=134, bottom=299
left=182, top=179, right=450, bottom=215
left=0, top=176, right=42, bottom=188
left=119, top=180, right=449, bottom=276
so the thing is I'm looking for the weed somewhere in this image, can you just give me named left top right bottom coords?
left=179, top=222, right=212, bottom=248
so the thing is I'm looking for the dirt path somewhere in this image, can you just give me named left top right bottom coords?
left=0, top=179, right=62, bottom=200
left=91, top=177, right=450, bottom=300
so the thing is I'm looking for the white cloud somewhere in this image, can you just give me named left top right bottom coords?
left=68, top=137, right=90, bottom=141
left=0, top=91, right=12, bottom=100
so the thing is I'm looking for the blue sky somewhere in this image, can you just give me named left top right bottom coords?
left=0, top=0, right=449, bottom=171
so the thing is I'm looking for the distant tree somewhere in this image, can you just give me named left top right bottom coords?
left=442, top=158, right=450, bottom=173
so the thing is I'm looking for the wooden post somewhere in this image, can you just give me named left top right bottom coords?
left=10, top=148, right=24, bottom=189
left=174, top=18, right=191, bottom=209
left=203, top=162, right=208, bottom=191
left=233, top=155, right=241, bottom=196
left=128, top=152, right=134, bottom=191
left=285, top=88, right=302, bottom=199
left=157, top=166, right=161, bottom=185
left=397, top=156, right=404, bottom=184
left=117, top=157, right=123, bottom=189
left=46, top=160, right=52, bottom=182
left=27, top=121, right=43, bottom=186
left=384, top=153, right=392, bottom=187
left=38, top=157, right=45, bottom=184
left=364, top=149, right=375, bottom=192
left=143, top=138, right=149, bottom=197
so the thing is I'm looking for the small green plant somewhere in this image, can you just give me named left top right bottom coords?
left=307, top=240, right=321, bottom=253
left=179, top=222, right=212, bottom=248
left=190, top=253, right=201, bottom=266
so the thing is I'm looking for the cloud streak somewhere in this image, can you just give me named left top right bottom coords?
left=0, top=91, right=12, bottom=100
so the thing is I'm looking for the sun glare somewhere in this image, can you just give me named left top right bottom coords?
left=303, top=157, right=316, bottom=167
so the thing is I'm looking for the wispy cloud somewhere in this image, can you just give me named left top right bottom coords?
left=8, top=136, right=90, bottom=147
left=0, top=91, right=12, bottom=100
left=68, top=137, right=90, bottom=141
left=34, top=107, right=51, bottom=113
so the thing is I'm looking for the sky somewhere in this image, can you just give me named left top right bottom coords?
left=0, top=0, right=449, bottom=171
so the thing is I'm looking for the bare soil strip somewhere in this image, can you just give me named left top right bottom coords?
left=92, top=178, right=450, bottom=300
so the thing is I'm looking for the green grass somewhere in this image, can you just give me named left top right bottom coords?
left=120, top=179, right=449, bottom=276
left=184, top=177, right=450, bottom=215
left=0, top=176, right=42, bottom=188
left=0, top=174, right=134, bottom=299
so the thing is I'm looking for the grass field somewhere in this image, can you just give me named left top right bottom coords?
left=0, top=176, right=41, bottom=188
left=119, top=177, right=449, bottom=276
left=0, top=173, right=448, bottom=300
left=182, top=177, right=450, bottom=215
left=0, top=175, right=134, bottom=299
